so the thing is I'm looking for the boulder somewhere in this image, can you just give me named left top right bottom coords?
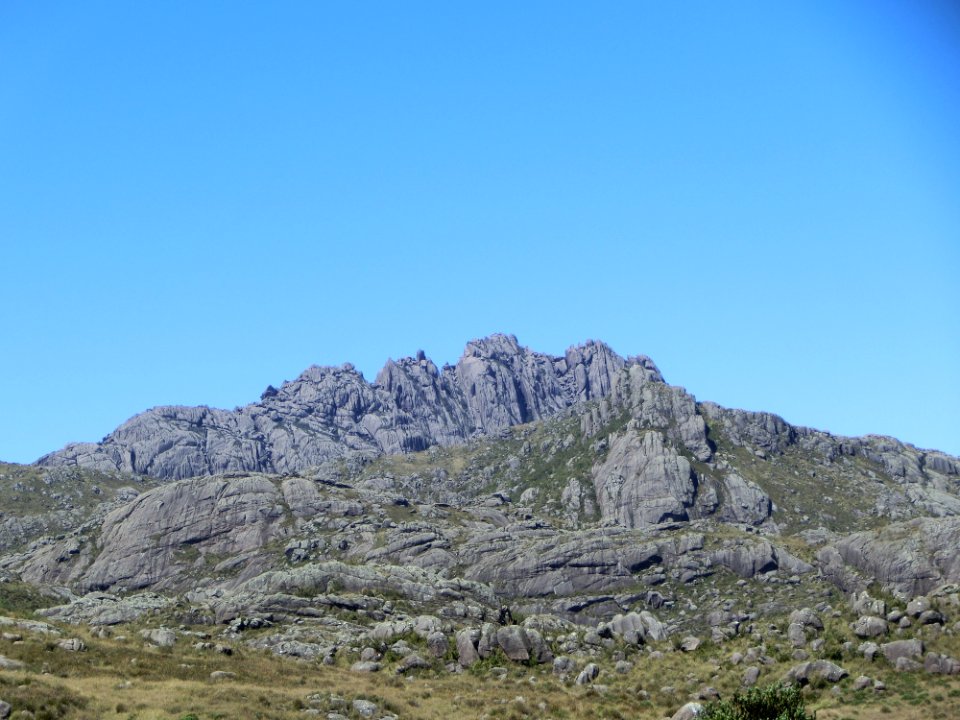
left=788, top=608, right=823, bottom=630
left=881, top=639, right=924, bottom=665
left=412, top=615, right=441, bottom=638
left=456, top=629, right=480, bottom=667
left=785, top=660, right=848, bottom=685
left=787, top=623, right=807, bottom=648
left=906, top=597, right=931, bottom=617
left=140, top=628, right=176, bottom=647
left=895, top=657, right=922, bottom=672
left=0, top=656, right=24, bottom=670
left=851, top=592, right=887, bottom=618
left=426, top=631, right=448, bottom=658
left=918, top=609, right=946, bottom=625
left=853, top=616, right=888, bottom=638
left=576, top=663, right=600, bottom=685
left=397, top=654, right=431, bottom=673
left=359, top=648, right=380, bottom=662
left=57, top=638, right=86, bottom=652
left=353, top=699, right=378, bottom=718
left=496, top=626, right=531, bottom=662
left=350, top=661, right=381, bottom=673
left=524, top=628, right=554, bottom=664
left=924, top=653, right=960, bottom=675
left=671, top=702, right=704, bottom=720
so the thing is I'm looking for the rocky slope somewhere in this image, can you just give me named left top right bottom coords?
left=3, top=333, right=960, bottom=720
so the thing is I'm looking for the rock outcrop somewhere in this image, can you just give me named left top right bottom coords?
left=825, top=518, right=960, bottom=597
left=40, top=335, right=631, bottom=480
left=592, top=430, right=698, bottom=528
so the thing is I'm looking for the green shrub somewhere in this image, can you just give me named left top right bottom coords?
left=700, top=683, right=814, bottom=720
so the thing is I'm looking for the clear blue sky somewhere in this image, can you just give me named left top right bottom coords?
left=1, top=2, right=958, bottom=463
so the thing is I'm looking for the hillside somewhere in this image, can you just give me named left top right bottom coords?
left=2, top=334, right=960, bottom=720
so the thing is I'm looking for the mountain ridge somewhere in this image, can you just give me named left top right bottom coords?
left=5, top=334, right=960, bottom=720
left=37, top=333, right=956, bottom=487
left=37, top=334, right=652, bottom=479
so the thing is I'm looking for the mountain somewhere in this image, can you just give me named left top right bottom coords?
left=38, top=334, right=636, bottom=479
left=3, top=333, right=960, bottom=720
left=36, top=333, right=959, bottom=532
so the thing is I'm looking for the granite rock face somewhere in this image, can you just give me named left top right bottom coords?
left=40, top=335, right=629, bottom=480
left=699, top=403, right=960, bottom=520
left=592, top=430, right=698, bottom=528
left=826, top=518, right=960, bottom=597
left=18, top=475, right=292, bottom=591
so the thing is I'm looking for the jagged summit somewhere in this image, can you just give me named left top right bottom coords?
left=38, top=334, right=638, bottom=480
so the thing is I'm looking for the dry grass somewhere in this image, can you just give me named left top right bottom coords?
left=2, top=612, right=960, bottom=719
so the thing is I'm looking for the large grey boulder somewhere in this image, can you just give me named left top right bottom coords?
left=881, top=639, right=924, bottom=665
left=456, top=629, right=480, bottom=667
left=350, top=661, right=381, bottom=673
left=397, top=654, right=431, bottom=673
left=575, top=662, right=600, bottom=685
left=141, top=628, right=176, bottom=647
left=57, top=638, right=86, bottom=652
left=787, top=623, right=807, bottom=648
left=789, top=608, right=823, bottom=630
left=605, top=612, right=648, bottom=644
left=853, top=616, right=888, bottom=638
left=426, top=631, right=448, bottom=658
left=785, top=660, right=849, bottom=685
left=906, top=597, right=931, bottom=617
left=851, top=592, right=887, bottom=617
left=553, top=656, right=576, bottom=676
left=496, top=626, right=531, bottom=662
left=352, top=699, right=378, bottom=718
left=925, top=653, right=960, bottom=675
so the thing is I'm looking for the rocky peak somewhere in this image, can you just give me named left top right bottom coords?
left=461, top=332, right=524, bottom=359
left=39, top=335, right=638, bottom=480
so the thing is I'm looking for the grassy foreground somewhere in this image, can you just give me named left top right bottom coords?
left=3, top=614, right=960, bottom=720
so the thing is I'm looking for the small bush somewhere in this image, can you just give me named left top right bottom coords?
left=700, top=683, right=814, bottom=720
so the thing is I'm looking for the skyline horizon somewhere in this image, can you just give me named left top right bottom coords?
left=2, top=3, right=957, bottom=464
left=19, top=329, right=960, bottom=464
